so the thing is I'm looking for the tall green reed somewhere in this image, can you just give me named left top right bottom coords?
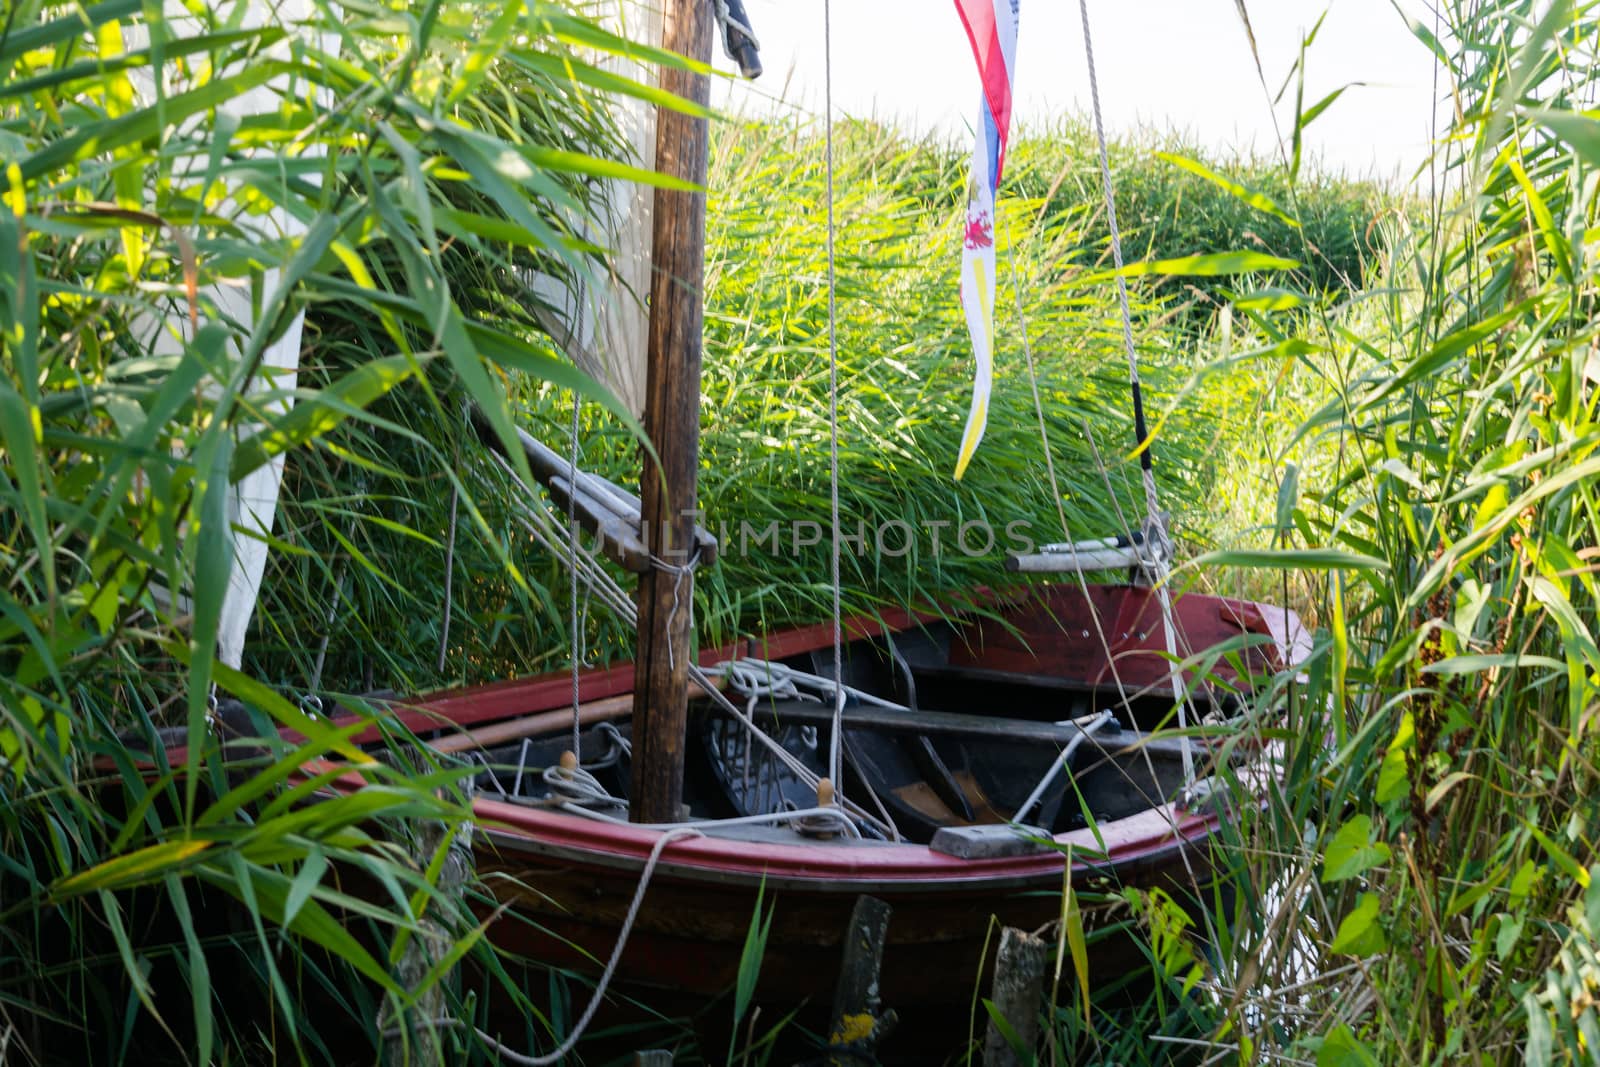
left=276, top=112, right=1318, bottom=699
left=1087, top=2, right=1600, bottom=1064
left=0, top=1, right=677, bottom=1060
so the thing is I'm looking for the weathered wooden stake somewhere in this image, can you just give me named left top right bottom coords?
left=982, top=926, right=1048, bottom=1067
left=629, top=0, right=714, bottom=826
left=382, top=817, right=474, bottom=1065
left=826, top=895, right=896, bottom=1065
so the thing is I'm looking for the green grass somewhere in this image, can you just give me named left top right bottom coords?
left=251, top=113, right=1328, bottom=696
left=0, top=1, right=677, bottom=1061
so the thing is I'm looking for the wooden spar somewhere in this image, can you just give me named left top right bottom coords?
left=630, top=0, right=714, bottom=825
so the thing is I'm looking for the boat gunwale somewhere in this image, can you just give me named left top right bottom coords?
left=470, top=795, right=1222, bottom=892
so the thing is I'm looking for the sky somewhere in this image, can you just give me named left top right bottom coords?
left=710, top=0, right=1443, bottom=182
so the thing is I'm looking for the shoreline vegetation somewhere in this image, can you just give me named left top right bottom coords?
left=2, top=0, right=1597, bottom=1063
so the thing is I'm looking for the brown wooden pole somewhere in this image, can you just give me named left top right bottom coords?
left=630, top=0, right=713, bottom=825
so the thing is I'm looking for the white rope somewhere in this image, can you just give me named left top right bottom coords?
left=437, top=470, right=459, bottom=674
left=647, top=548, right=701, bottom=671
left=568, top=391, right=583, bottom=761
left=482, top=449, right=898, bottom=838
left=543, top=762, right=625, bottom=808
left=707, top=658, right=907, bottom=713
left=537, top=741, right=862, bottom=839
left=821, top=0, right=846, bottom=799
left=1008, top=237, right=1071, bottom=543
left=1075, top=0, right=1193, bottom=784
left=712, top=0, right=761, bottom=55
left=475, top=433, right=892, bottom=845
left=381, top=826, right=704, bottom=1066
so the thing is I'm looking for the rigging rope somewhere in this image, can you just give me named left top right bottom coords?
left=822, top=0, right=846, bottom=799
left=483, top=447, right=897, bottom=839
left=1075, top=0, right=1194, bottom=783
left=437, top=441, right=459, bottom=675
left=569, top=391, right=583, bottom=761
left=1008, top=237, right=1070, bottom=542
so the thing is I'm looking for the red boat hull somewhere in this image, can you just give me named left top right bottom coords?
left=472, top=798, right=1222, bottom=1007
left=396, top=584, right=1306, bottom=1019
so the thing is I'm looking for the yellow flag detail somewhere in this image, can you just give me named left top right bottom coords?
left=954, top=395, right=989, bottom=481
left=954, top=257, right=995, bottom=481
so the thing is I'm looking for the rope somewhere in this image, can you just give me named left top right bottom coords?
left=1076, top=0, right=1159, bottom=532
left=482, top=449, right=899, bottom=839
left=438, top=452, right=460, bottom=675
left=712, top=0, right=761, bottom=57
left=821, top=0, right=846, bottom=802
left=1075, top=0, right=1193, bottom=783
left=1007, top=236, right=1070, bottom=543
left=381, top=826, right=703, bottom=1066
left=568, top=391, right=582, bottom=761
left=708, top=658, right=907, bottom=713
left=648, top=547, right=701, bottom=671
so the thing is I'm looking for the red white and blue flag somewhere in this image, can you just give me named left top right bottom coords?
left=952, top=0, right=1019, bottom=479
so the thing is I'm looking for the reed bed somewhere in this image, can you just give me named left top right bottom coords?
left=0, top=2, right=685, bottom=1061
left=255, top=114, right=1331, bottom=697
left=1058, top=3, right=1600, bottom=1064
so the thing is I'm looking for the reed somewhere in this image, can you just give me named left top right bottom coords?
left=0, top=1, right=674, bottom=1060
left=1055, top=2, right=1600, bottom=1063
left=252, top=113, right=1318, bottom=697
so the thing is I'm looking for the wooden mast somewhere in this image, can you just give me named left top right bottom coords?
left=630, top=0, right=714, bottom=824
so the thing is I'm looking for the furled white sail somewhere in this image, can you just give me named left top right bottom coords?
left=529, top=0, right=661, bottom=417
left=127, top=0, right=334, bottom=671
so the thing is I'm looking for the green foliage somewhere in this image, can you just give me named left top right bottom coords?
left=264, top=115, right=1330, bottom=697
left=0, top=0, right=660, bottom=1060
left=1008, top=120, right=1388, bottom=311
left=1112, top=2, right=1600, bottom=1064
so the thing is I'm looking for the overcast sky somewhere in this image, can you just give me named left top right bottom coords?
left=710, top=0, right=1442, bottom=182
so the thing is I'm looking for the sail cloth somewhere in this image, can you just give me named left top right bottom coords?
left=951, top=0, right=1020, bottom=480
left=124, top=0, right=336, bottom=670
left=527, top=0, right=661, bottom=418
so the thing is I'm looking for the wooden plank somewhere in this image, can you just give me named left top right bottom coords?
left=718, top=698, right=1186, bottom=756
left=631, top=0, right=714, bottom=825
left=425, top=677, right=722, bottom=755
left=429, top=694, right=631, bottom=754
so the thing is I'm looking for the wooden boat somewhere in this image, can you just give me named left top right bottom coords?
left=370, top=580, right=1306, bottom=1019
left=333, top=0, right=1312, bottom=1050
left=160, top=0, right=1309, bottom=1056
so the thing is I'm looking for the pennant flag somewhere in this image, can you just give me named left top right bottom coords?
left=952, top=0, right=1019, bottom=480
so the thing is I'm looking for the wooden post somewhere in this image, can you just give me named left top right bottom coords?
left=629, top=0, right=714, bottom=824
left=826, top=895, right=896, bottom=1065
left=982, top=926, right=1048, bottom=1067
left=382, top=817, right=474, bottom=1065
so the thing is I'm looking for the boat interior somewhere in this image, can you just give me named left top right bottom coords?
left=464, top=605, right=1240, bottom=850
